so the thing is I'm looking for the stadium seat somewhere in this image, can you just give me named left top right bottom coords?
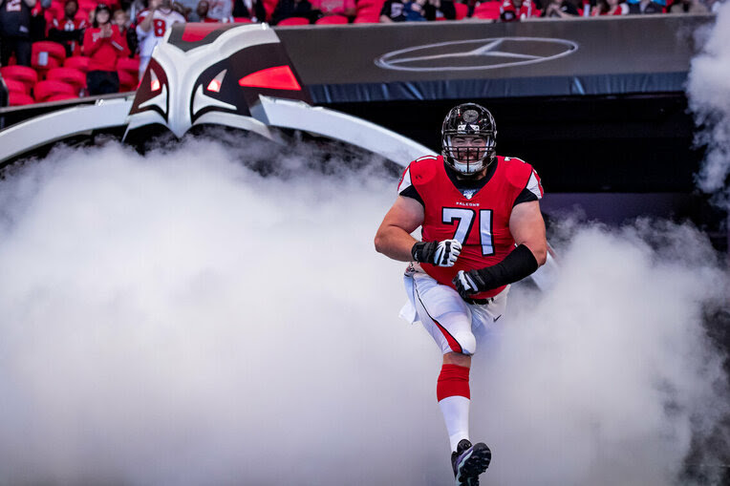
left=0, top=65, right=38, bottom=93
left=118, top=69, right=138, bottom=92
left=233, top=16, right=253, bottom=22
left=34, top=79, right=77, bottom=102
left=78, top=0, right=97, bottom=13
left=116, top=57, right=140, bottom=90
left=4, top=78, right=29, bottom=95
left=277, top=16, right=310, bottom=25
left=117, top=57, right=140, bottom=75
left=357, top=0, right=383, bottom=7
left=46, top=1, right=64, bottom=20
left=65, top=55, right=91, bottom=73
left=455, top=2, right=468, bottom=18
left=32, top=41, right=67, bottom=73
left=354, top=14, right=379, bottom=22
left=8, top=92, right=35, bottom=106
left=473, top=1, right=501, bottom=19
left=262, top=0, right=278, bottom=20
left=45, top=67, right=87, bottom=93
left=44, top=8, right=56, bottom=25
left=315, top=14, right=349, bottom=24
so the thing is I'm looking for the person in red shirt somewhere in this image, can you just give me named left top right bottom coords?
left=83, top=3, right=129, bottom=95
left=374, top=103, right=547, bottom=485
left=49, top=0, right=87, bottom=57
left=499, top=0, right=539, bottom=19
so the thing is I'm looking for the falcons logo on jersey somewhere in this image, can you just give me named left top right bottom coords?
left=126, top=23, right=311, bottom=140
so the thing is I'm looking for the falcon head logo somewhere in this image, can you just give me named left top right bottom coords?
left=126, top=23, right=311, bottom=140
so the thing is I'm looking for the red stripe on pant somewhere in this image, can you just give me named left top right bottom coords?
left=433, top=319, right=463, bottom=354
left=437, top=364, right=471, bottom=401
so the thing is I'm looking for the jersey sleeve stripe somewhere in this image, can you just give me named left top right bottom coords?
left=526, top=171, right=543, bottom=199
left=397, top=167, right=412, bottom=194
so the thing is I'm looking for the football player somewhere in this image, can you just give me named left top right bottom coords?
left=374, top=103, right=547, bottom=485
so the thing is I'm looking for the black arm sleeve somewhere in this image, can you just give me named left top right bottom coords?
left=470, top=244, right=539, bottom=290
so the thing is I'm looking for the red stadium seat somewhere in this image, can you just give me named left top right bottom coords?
left=117, top=69, right=138, bottom=92
left=0, top=65, right=39, bottom=93
left=8, top=92, right=35, bottom=106
left=277, top=16, right=310, bottom=25
left=34, top=79, right=77, bottom=102
left=116, top=57, right=140, bottom=75
left=473, top=1, right=501, bottom=18
left=354, top=14, right=379, bottom=22
left=233, top=16, right=253, bottom=22
left=44, top=9, right=56, bottom=25
left=65, top=55, right=91, bottom=73
left=455, top=2, right=468, bottom=18
left=357, top=0, right=383, bottom=7
left=32, top=41, right=67, bottom=73
left=75, top=8, right=90, bottom=21
left=78, top=0, right=97, bottom=13
left=45, top=67, right=87, bottom=93
left=262, top=0, right=278, bottom=20
left=46, top=2, right=64, bottom=20
left=4, top=78, right=29, bottom=95
left=116, top=57, right=140, bottom=90
left=315, top=14, right=349, bottom=24
left=357, top=0, right=384, bottom=14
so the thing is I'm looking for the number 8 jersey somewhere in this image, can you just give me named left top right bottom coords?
left=398, top=154, right=543, bottom=299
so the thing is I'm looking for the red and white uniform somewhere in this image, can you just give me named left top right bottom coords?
left=499, top=0, right=539, bottom=19
left=135, top=7, right=185, bottom=76
left=398, top=155, right=543, bottom=299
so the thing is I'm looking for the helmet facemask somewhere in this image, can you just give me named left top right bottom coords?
left=441, top=104, right=497, bottom=176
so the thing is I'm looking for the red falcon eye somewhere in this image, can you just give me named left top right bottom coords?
left=206, top=69, right=227, bottom=93
left=207, top=79, right=221, bottom=92
left=150, top=69, right=161, bottom=92
left=238, top=65, right=301, bottom=91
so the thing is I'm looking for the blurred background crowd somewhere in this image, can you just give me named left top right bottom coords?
left=0, top=0, right=723, bottom=105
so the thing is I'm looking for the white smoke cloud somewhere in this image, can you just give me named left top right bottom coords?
left=0, top=136, right=727, bottom=485
left=687, top=2, right=730, bottom=200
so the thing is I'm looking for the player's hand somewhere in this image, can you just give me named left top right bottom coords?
left=453, top=269, right=485, bottom=299
left=411, top=239, right=462, bottom=267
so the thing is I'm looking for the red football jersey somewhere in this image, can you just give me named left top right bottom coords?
left=398, top=155, right=543, bottom=299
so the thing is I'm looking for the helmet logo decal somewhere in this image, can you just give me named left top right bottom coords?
left=462, top=110, right=479, bottom=123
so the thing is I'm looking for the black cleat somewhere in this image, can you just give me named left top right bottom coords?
left=451, top=439, right=492, bottom=486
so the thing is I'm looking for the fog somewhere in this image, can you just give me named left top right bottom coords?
left=687, top=1, right=730, bottom=204
left=0, top=133, right=727, bottom=485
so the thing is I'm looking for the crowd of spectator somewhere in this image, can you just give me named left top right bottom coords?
left=0, top=0, right=724, bottom=106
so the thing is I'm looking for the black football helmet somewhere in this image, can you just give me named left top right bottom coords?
left=441, top=103, right=497, bottom=176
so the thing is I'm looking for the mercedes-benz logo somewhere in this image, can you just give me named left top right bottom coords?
left=375, top=37, right=578, bottom=72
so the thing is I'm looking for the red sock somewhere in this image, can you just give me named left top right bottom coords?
left=437, top=364, right=470, bottom=402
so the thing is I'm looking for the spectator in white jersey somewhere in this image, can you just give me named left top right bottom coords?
left=136, top=0, right=184, bottom=79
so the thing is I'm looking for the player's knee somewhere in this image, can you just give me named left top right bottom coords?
left=453, top=331, right=476, bottom=356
